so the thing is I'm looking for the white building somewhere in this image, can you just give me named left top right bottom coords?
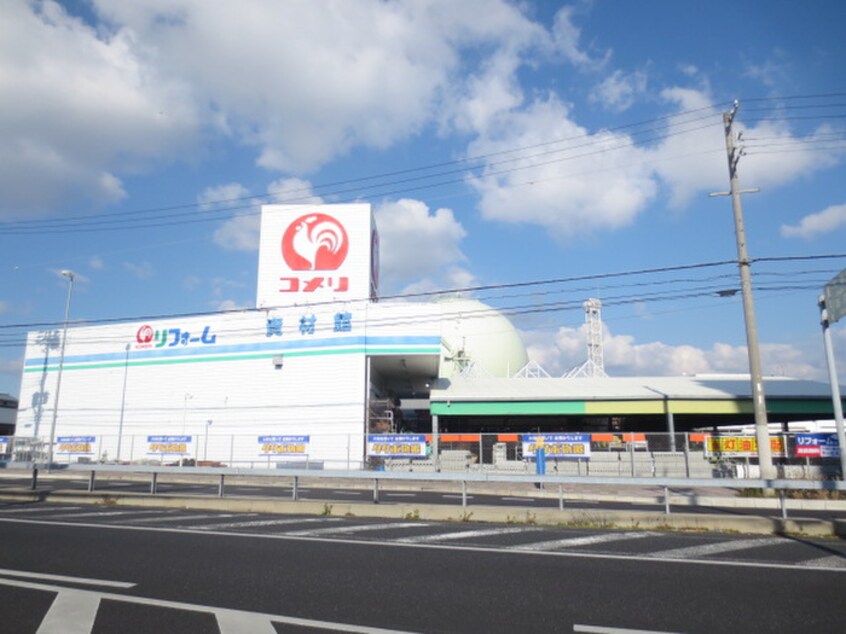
left=15, top=204, right=527, bottom=467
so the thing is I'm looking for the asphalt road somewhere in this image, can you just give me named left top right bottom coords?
left=1, top=501, right=845, bottom=633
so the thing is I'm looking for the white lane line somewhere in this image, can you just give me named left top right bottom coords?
left=37, top=509, right=175, bottom=520
left=330, top=490, right=364, bottom=496
left=384, top=493, right=416, bottom=497
left=647, top=537, right=788, bottom=559
left=0, top=506, right=83, bottom=514
left=798, top=555, right=846, bottom=569
left=126, top=513, right=250, bottom=525
left=512, top=531, right=659, bottom=551
left=441, top=494, right=474, bottom=500
left=502, top=497, right=535, bottom=502
left=36, top=509, right=172, bottom=520
left=37, top=587, right=101, bottom=634
left=195, top=517, right=336, bottom=530
left=396, top=526, right=539, bottom=543
left=574, top=624, right=681, bottom=633
left=284, top=522, right=430, bottom=537
left=0, top=568, right=135, bottom=589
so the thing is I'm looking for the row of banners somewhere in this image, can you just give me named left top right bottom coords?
left=1, top=433, right=840, bottom=459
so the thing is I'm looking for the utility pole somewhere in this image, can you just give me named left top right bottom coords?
left=713, top=101, right=776, bottom=480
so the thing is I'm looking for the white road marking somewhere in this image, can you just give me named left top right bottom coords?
left=1, top=515, right=843, bottom=574
left=0, top=506, right=83, bottom=514
left=441, top=494, right=474, bottom=500
left=0, top=568, right=135, bottom=589
left=502, top=497, right=535, bottom=502
left=512, top=531, right=658, bottom=551
left=37, top=587, right=101, bottom=634
left=574, top=625, right=681, bottom=634
left=647, top=537, right=788, bottom=559
left=195, top=517, right=337, bottom=530
left=799, top=555, right=846, bottom=569
left=0, top=577, right=421, bottom=634
left=330, top=490, right=364, bottom=496
left=396, top=526, right=538, bottom=543
left=284, top=521, right=430, bottom=536
left=216, top=608, right=278, bottom=634
left=384, top=493, right=416, bottom=497
left=38, top=509, right=175, bottom=520
left=126, top=513, right=251, bottom=524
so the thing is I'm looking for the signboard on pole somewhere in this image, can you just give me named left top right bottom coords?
left=258, top=435, right=310, bottom=456
left=367, top=434, right=427, bottom=458
left=794, top=433, right=840, bottom=458
left=705, top=435, right=785, bottom=458
left=56, top=436, right=97, bottom=456
left=824, top=269, right=846, bottom=323
left=521, top=434, right=591, bottom=459
left=146, top=435, right=193, bottom=456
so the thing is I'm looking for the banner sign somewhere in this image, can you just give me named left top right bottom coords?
left=367, top=434, right=427, bottom=458
left=0, top=436, right=8, bottom=455
left=794, top=433, right=840, bottom=458
left=147, top=435, right=193, bottom=456
left=521, top=434, right=591, bottom=459
left=705, top=436, right=786, bottom=458
left=56, top=436, right=96, bottom=455
left=258, top=435, right=310, bottom=456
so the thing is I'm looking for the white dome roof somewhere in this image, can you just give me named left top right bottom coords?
left=437, top=298, right=528, bottom=378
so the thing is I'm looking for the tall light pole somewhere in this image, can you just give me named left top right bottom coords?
left=47, top=270, right=74, bottom=467
left=181, top=393, right=193, bottom=435
left=116, top=343, right=130, bottom=462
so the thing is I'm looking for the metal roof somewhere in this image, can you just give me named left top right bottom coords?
left=429, top=374, right=836, bottom=403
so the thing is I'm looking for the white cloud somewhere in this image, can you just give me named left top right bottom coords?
left=467, top=96, right=657, bottom=239
left=590, top=69, right=648, bottom=112
left=123, top=260, right=154, bottom=280
left=88, top=256, right=104, bottom=270
left=203, top=178, right=324, bottom=252
left=198, top=183, right=251, bottom=211
left=523, top=323, right=822, bottom=379
left=0, top=0, right=198, bottom=218
left=91, top=0, right=559, bottom=174
left=781, top=203, right=846, bottom=240
left=374, top=198, right=469, bottom=294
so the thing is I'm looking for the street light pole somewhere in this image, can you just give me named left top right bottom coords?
left=47, top=270, right=74, bottom=467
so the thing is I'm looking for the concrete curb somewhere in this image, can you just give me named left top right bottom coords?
left=0, top=488, right=842, bottom=538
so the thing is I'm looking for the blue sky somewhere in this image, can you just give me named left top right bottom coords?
left=1, top=0, right=846, bottom=398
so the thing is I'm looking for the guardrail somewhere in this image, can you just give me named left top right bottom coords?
left=16, top=462, right=846, bottom=520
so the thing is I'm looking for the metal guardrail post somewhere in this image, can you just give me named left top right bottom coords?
left=373, top=478, right=380, bottom=504
left=780, top=490, right=788, bottom=519
left=218, top=474, right=225, bottom=498
left=663, top=486, right=670, bottom=515
left=30, top=467, right=38, bottom=490
left=558, top=484, right=564, bottom=511
left=292, top=476, right=299, bottom=501
left=88, top=470, right=95, bottom=492
left=150, top=472, right=158, bottom=495
left=461, top=481, right=467, bottom=507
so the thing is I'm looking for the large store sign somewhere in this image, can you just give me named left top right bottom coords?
left=367, top=434, right=427, bottom=458
left=56, top=435, right=97, bottom=456
left=256, top=204, right=379, bottom=307
left=135, top=323, right=218, bottom=350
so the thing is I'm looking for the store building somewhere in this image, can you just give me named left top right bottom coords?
left=14, top=203, right=841, bottom=467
